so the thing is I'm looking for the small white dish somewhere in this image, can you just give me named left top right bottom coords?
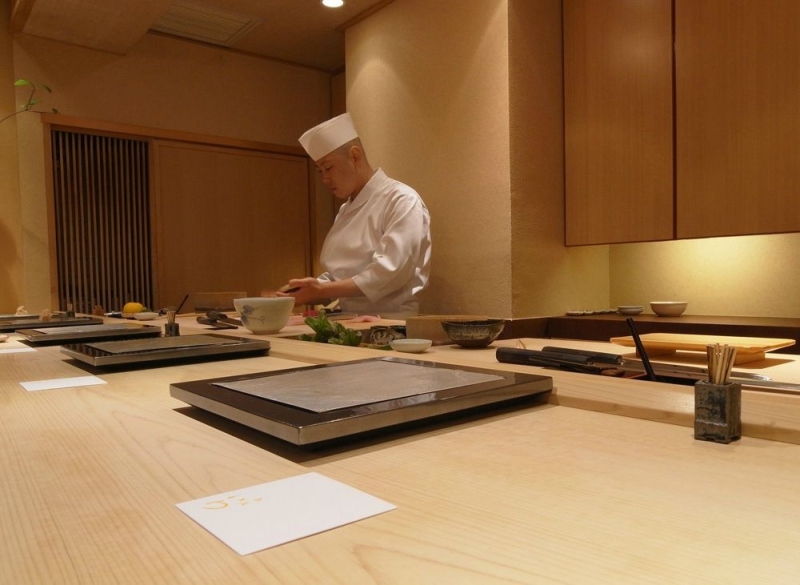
left=650, top=301, right=688, bottom=317
left=133, top=312, right=159, bottom=321
left=390, top=338, right=432, bottom=353
left=617, top=306, right=644, bottom=315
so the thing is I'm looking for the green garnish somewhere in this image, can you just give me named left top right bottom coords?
left=298, top=311, right=363, bottom=346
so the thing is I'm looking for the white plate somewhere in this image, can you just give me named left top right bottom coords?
left=390, top=338, right=432, bottom=353
left=617, top=306, right=643, bottom=315
left=133, top=312, right=159, bottom=321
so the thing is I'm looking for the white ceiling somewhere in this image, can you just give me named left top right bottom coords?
left=12, top=0, right=393, bottom=72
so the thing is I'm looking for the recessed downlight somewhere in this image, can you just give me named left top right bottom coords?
left=322, top=0, right=344, bottom=7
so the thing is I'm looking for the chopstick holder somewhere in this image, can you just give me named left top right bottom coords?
left=694, top=344, right=741, bottom=443
left=164, top=309, right=180, bottom=337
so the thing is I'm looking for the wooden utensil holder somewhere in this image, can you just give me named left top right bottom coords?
left=694, top=380, right=741, bottom=443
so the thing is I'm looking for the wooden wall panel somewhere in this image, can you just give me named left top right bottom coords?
left=676, top=0, right=800, bottom=238
left=151, top=141, right=311, bottom=311
left=564, top=0, right=674, bottom=245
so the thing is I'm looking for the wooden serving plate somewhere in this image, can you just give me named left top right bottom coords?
left=610, top=333, right=796, bottom=364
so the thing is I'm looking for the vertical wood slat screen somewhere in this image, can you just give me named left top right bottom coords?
left=51, top=130, right=152, bottom=314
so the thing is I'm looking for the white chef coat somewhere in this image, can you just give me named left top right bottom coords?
left=318, top=168, right=431, bottom=318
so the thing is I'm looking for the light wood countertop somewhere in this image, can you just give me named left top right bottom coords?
left=3, top=315, right=800, bottom=583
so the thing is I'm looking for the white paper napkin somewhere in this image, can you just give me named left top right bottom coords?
left=20, top=375, right=106, bottom=392
left=0, top=336, right=36, bottom=354
left=176, top=472, right=396, bottom=555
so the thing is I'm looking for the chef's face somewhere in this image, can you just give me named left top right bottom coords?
left=315, top=146, right=358, bottom=200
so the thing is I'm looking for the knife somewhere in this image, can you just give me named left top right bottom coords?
left=496, top=347, right=622, bottom=374
left=196, top=311, right=242, bottom=329
left=541, top=346, right=623, bottom=365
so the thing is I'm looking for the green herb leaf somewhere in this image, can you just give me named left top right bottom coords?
left=300, top=311, right=362, bottom=346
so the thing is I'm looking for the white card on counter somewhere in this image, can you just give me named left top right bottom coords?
left=175, top=472, right=396, bottom=555
left=20, top=375, right=106, bottom=392
left=0, top=338, right=36, bottom=354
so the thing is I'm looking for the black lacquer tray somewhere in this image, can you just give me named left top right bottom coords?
left=0, top=313, right=103, bottom=332
left=169, top=356, right=552, bottom=446
left=18, top=323, right=162, bottom=344
left=61, top=334, right=270, bottom=367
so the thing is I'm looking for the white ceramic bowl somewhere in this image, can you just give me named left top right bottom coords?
left=390, top=338, right=432, bottom=353
left=234, top=296, right=295, bottom=334
left=617, top=306, right=644, bottom=315
left=133, top=312, right=159, bottom=321
left=650, top=301, right=688, bottom=317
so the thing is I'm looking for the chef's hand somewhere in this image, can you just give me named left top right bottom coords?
left=276, top=277, right=325, bottom=306
left=276, top=277, right=363, bottom=306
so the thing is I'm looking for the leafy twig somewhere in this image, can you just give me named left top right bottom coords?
left=0, top=79, right=58, bottom=125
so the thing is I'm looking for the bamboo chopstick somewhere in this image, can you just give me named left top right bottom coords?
left=706, top=343, right=737, bottom=384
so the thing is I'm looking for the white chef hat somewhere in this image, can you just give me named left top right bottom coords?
left=298, top=113, right=359, bottom=161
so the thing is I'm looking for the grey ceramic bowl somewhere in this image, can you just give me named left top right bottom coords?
left=441, top=319, right=506, bottom=348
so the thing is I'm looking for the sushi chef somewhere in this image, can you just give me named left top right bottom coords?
left=279, top=113, right=431, bottom=318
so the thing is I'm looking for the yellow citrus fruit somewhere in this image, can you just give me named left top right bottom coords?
left=122, top=302, right=145, bottom=314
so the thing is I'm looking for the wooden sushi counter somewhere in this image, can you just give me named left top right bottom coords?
left=3, top=314, right=800, bottom=583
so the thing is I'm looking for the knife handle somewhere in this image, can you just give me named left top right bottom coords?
left=541, top=346, right=623, bottom=365
left=497, top=347, right=592, bottom=364
left=495, top=348, right=611, bottom=373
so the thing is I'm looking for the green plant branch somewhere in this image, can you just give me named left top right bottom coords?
left=0, top=79, right=58, bottom=125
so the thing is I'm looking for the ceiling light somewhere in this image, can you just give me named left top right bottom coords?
left=322, top=0, right=344, bottom=7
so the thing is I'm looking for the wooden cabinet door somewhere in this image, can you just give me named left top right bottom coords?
left=564, top=0, right=674, bottom=245
left=151, top=141, right=311, bottom=310
left=676, top=0, right=800, bottom=238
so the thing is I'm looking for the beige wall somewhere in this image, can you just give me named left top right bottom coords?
left=1, top=0, right=25, bottom=312
left=11, top=33, right=331, bottom=144
left=347, top=0, right=513, bottom=316
left=508, top=0, right=609, bottom=317
left=346, top=0, right=608, bottom=317
left=347, top=0, right=800, bottom=320
left=2, top=29, right=333, bottom=313
left=610, top=234, right=800, bottom=318
left=6, top=0, right=800, bottom=319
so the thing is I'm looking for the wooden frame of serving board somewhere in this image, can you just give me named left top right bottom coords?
left=610, top=333, right=795, bottom=364
left=61, top=334, right=270, bottom=367
left=169, top=357, right=553, bottom=446
left=18, top=323, right=161, bottom=344
left=0, top=314, right=102, bottom=332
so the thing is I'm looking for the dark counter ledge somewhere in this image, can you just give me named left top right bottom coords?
left=499, top=314, right=800, bottom=355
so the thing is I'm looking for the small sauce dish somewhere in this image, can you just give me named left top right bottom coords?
left=390, top=338, right=432, bottom=353
left=133, top=312, right=159, bottom=321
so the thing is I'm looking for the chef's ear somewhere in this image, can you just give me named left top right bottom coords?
left=348, top=144, right=364, bottom=163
